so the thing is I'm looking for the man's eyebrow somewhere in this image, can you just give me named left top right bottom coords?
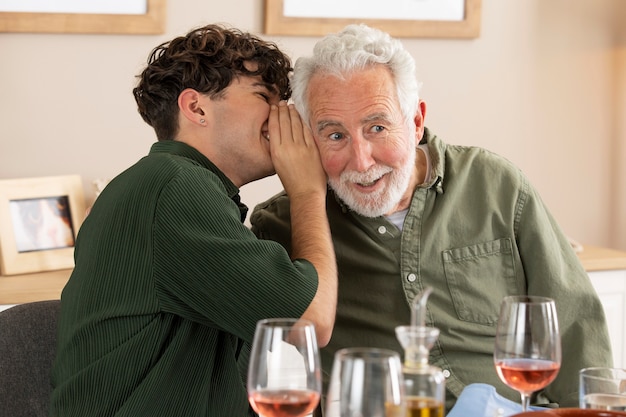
left=362, top=112, right=392, bottom=124
left=316, top=120, right=343, bottom=133
left=252, top=81, right=278, bottom=95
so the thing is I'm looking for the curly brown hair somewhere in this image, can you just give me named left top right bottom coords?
left=133, top=24, right=292, bottom=141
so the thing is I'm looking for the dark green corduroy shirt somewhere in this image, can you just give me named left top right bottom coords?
left=51, top=141, right=318, bottom=417
left=251, top=128, right=613, bottom=414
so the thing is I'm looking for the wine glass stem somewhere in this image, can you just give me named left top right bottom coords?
left=520, top=393, right=531, bottom=412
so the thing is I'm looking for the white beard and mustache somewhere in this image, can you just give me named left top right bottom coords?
left=328, top=148, right=416, bottom=218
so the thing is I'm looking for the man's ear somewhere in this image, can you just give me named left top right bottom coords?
left=178, top=88, right=207, bottom=126
left=414, top=100, right=427, bottom=142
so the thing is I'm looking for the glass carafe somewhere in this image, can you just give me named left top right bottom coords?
left=395, top=287, right=445, bottom=416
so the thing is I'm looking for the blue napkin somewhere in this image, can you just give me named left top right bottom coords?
left=447, top=383, right=545, bottom=417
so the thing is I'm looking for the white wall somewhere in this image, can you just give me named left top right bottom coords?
left=614, top=30, right=626, bottom=251
left=1, top=0, right=624, bottom=250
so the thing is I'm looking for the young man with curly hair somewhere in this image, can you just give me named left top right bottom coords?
left=51, top=24, right=336, bottom=417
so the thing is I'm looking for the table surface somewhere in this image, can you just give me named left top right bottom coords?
left=1, top=245, right=625, bottom=305
left=576, top=245, right=626, bottom=271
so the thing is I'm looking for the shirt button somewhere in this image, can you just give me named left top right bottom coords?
left=377, top=225, right=387, bottom=234
left=443, top=369, right=451, bottom=378
left=407, top=273, right=417, bottom=282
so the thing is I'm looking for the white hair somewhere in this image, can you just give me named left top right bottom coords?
left=290, top=24, right=421, bottom=126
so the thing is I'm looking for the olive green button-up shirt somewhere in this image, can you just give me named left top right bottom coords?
left=250, top=128, right=612, bottom=412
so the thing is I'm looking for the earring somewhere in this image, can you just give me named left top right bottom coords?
left=200, top=119, right=205, bottom=124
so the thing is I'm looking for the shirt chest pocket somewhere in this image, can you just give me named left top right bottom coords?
left=442, top=238, right=518, bottom=325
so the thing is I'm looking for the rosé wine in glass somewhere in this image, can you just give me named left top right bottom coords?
left=494, top=296, right=561, bottom=412
left=248, top=388, right=320, bottom=417
left=495, top=358, right=560, bottom=393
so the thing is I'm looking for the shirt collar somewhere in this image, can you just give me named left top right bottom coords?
left=420, top=127, right=445, bottom=194
left=149, top=141, right=248, bottom=221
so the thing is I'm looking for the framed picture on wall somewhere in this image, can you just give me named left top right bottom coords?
left=0, top=175, right=85, bottom=275
left=264, top=0, right=481, bottom=39
left=0, top=0, right=166, bottom=34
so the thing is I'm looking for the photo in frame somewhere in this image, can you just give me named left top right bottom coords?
left=264, top=0, right=481, bottom=39
left=0, top=175, right=85, bottom=275
left=0, top=0, right=166, bottom=34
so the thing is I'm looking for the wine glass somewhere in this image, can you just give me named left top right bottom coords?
left=494, top=295, right=562, bottom=412
left=247, top=318, right=321, bottom=417
left=325, top=347, right=405, bottom=417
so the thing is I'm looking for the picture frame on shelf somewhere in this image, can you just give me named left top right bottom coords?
left=264, top=0, right=481, bottom=39
left=0, top=0, right=166, bottom=34
left=0, top=175, right=85, bottom=276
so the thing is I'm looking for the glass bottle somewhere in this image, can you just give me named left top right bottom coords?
left=395, top=287, right=446, bottom=417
